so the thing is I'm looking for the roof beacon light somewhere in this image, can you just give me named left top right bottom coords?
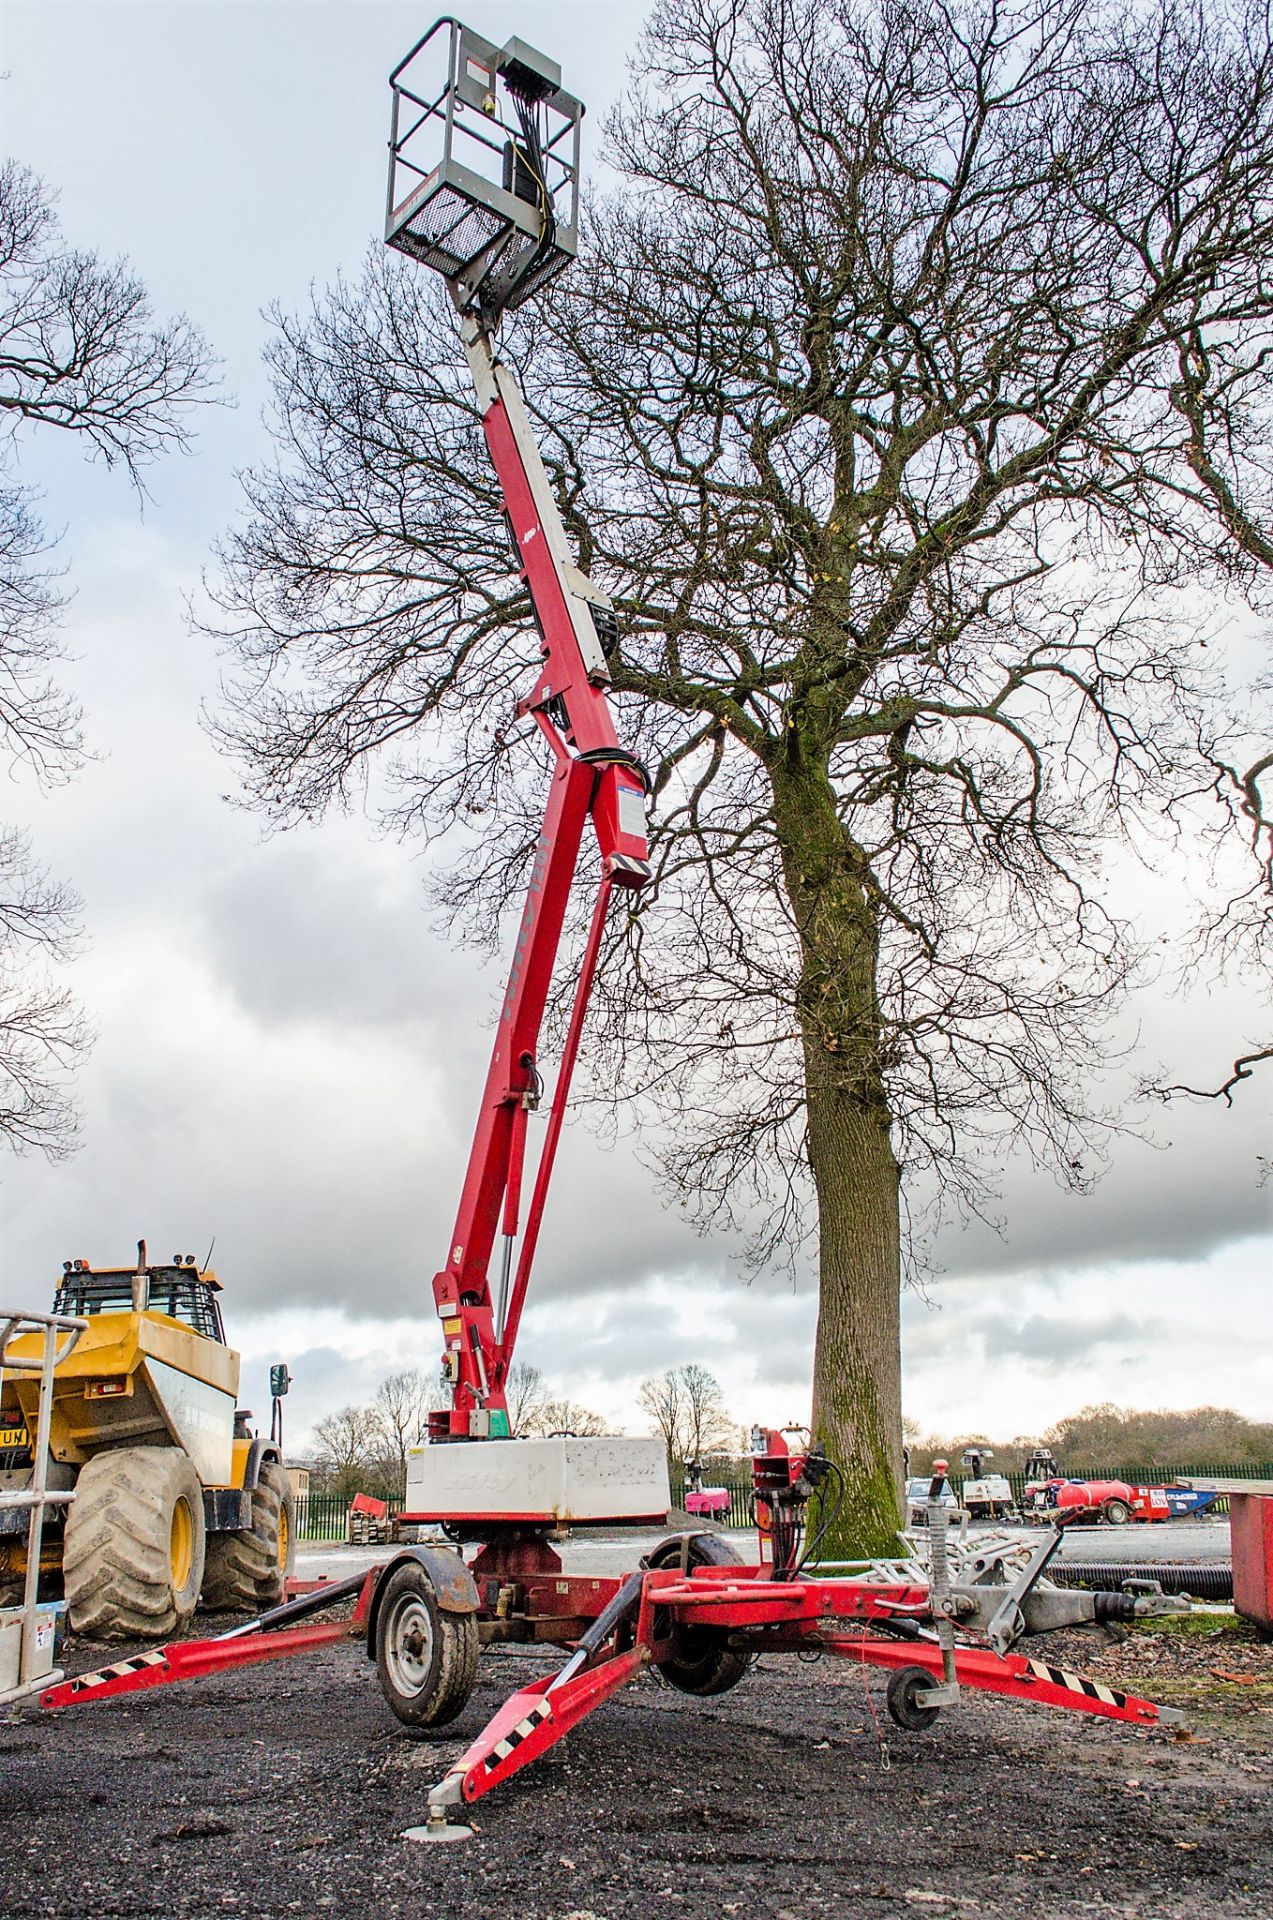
left=385, top=17, right=582, bottom=322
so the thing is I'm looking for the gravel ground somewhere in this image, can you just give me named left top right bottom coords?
left=1, top=1599, right=1269, bottom=1919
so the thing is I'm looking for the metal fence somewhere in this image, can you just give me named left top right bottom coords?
left=293, top=1460, right=1270, bottom=1541
left=294, top=1492, right=364, bottom=1541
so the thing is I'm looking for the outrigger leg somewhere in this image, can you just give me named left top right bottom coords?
left=816, top=1632, right=1183, bottom=1727
left=40, top=1569, right=378, bottom=1709
left=406, top=1572, right=647, bottom=1843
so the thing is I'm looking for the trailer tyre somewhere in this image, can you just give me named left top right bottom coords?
left=374, top=1560, right=479, bottom=1732
left=886, top=1665, right=941, bottom=1732
left=63, top=1446, right=206, bottom=1641
left=200, top=1460, right=296, bottom=1612
left=1102, top=1498, right=1132, bottom=1526
left=646, top=1532, right=752, bottom=1698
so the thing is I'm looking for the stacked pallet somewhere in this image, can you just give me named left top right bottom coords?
left=346, top=1492, right=392, bottom=1546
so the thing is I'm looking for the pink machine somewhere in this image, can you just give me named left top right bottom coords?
left=685, top=1459, right=732, bottom=1522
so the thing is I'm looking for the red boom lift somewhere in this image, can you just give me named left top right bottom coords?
left=38, top=18, right=1190, bottom=1840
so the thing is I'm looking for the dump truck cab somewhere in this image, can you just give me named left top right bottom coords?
left=31, top=1255, right=239, bottom=1483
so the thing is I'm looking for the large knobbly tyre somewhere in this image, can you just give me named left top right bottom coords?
left=200, top=1459, right=296, bottom=1612
left=374, top=1560, right=480, bottom=1732
left=647, top=1531, right=753, bottom=1697
left=63, top=1446, right=207, bottom=1641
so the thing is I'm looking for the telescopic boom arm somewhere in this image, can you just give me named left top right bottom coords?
left=383, top=17, right=650, bottom=1441
left=428, top=319, right=651, bottom=1439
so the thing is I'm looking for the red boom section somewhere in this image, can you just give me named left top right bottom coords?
left=430, top=364, right=651, bottom=1436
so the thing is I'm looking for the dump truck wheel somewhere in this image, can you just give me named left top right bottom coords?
left=63, top=1446, right=207, bottom=1641
left=374, top=1560, right=479, bottom=1732
left=886, top=1664, right=941, bottom=1731
left=200, top=1460, right=296, bottom=1612
left=646, top=1532, right=752, bottom=1697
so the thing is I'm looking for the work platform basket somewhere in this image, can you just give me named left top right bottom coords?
left=386, top=17, right=582, bottom=316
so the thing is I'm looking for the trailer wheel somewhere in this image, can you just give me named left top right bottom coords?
left=200, top=1460, right=296, bottom=1611
left=646, top=1532, right=752, bottom=1697
left=374, top=1560, right=479, bottom=1732
left=63, top=1446, right=206, bottom=1641
left=886, top=1665, right=941, bottom=1732
left=1102, top=1498, right=1132, bottom=1526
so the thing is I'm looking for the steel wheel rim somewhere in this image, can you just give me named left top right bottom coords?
left=385, top=1591, right=435, bottom=1697
left=277, top=1501, right=290, bottom=1572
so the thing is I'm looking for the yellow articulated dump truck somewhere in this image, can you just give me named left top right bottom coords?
left=0, top=1243, right=295, bottom=1641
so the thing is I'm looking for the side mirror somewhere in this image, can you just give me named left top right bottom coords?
left=270, top=1363, right=291, bottom=1398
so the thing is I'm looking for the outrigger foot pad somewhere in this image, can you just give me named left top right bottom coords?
left=403, top=1778, right=473, bottom=1844
left=402, top=1815, right=474, bottom=1844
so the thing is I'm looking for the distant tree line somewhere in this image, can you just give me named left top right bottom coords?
left=502, top=1363, right=609, bottom=1447
left=906, top=1404, right=1273, bottom=1477
left=305, top=1360, right=755, bottom=1502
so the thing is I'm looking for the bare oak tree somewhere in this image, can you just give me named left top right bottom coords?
left=504, top=1361, right=550, bottom=1437
left=0, top=159, right=211, bottom=1151
left=636, top=1368, right=686, bottom=1478
left=209, top=0, right=1273, bottom=1550
left=679, top=1364, right=741, bottom=1466
left=526, top=1397, right=610, bottom=1438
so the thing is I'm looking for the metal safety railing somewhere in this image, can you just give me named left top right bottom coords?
left=0, top=1307, right=86, bottom=1699
left=385, top=16, right=582, bottom=315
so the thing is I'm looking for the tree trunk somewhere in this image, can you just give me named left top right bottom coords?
left=770, top=741, right=903, bottom=1558
left=806, top=1097, right=903, bottom=1556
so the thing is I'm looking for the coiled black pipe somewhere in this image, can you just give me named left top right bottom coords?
left=1051, top=1561, right=1233, bottom=1600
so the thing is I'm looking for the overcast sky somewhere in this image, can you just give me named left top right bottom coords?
left=2, top=1, right=1269, bottom=1457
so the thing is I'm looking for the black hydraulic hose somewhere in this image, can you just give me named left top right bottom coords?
left=574, top=1569, right=645, bottom=1655
left=1050, top=1561, right=1233, bottom=1601
left=795, top=1460, right=847, bottom=1577
left=549, top=1569, right=646, bottom=1691
left=215, top=1567, right=370, bottom=1640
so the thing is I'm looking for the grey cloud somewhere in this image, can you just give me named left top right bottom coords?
left=195, top=840, right=478, bottom=1036
left=518, top=1271, right=819, bottom=1397
left=903, top=1300, right=1156, bottom=1371
left=254, top=1343, right=405, bottom=1449
left=929, top=1102, right=1272, bottom=1283
left=987, top=1311, right=1150, bottom=1364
